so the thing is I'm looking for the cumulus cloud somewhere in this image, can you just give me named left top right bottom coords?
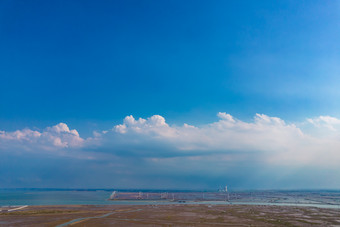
left=114, top=115, right=176, bottom=138
left=95, top=112, right=340, bottom=167
left=110, top=112, right=303, bottom=153
left=3, top=113, right=340, bottom=189
left=0, top=123, right=84, bottom=152
left=2, top=113, right=340, bottom=167
left=307, top=115, right=340, bottom=131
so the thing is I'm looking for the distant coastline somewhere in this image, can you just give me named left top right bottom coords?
left=1, top=188, right=340, bottom=209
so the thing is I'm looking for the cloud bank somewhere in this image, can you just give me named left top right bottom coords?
left=0, top=123, right=84, bottom=152
left=2, top=113, right=340, bottom=189
left=98, top=113, right=339, bottom=166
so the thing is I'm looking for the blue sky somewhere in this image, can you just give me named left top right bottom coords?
left=1, top=0, right=340, bottom=189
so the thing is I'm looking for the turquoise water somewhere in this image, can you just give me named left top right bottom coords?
left=1, top=190, right=340, bottom=209
left=0, top=190, right=181, bottom=206
left=0, top=190, right=121, bottom=206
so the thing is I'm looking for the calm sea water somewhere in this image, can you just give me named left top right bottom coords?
left=0, top=190, right=186, bottom=206
left=1, top=189, right=340, bottom=209
left=0, top=190, right=112, bottom=206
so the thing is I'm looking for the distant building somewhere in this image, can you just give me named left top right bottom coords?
left=225, top=185, right=228, bottom=192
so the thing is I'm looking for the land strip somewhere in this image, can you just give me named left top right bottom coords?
left=1, top=204, right=340, bottom=226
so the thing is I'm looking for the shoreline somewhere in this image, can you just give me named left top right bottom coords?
left=2, top=200, right=340, bottom=209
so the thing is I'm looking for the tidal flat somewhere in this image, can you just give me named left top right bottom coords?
left=1, top=204, right=340, bottom=226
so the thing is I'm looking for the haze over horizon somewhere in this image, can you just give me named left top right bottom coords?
left=1, top=0, right=340, bottom=190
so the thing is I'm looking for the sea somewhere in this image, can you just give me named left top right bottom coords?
left=1, top=189, right=340, bottom=209
left=0, top=189, right=133, bottom=206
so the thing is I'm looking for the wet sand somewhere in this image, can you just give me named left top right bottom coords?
left=1, top=204, right=340, bottom=226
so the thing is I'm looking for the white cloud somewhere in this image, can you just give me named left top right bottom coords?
left=0, top=123, right=84, bottom=151
left=217, top=112, right=235, bottom=122
left=307, top=115, right=340, bottom=131
left=2, top=113, right=340, bottom=167
left=3, top=113, right=340, bottom=189
left=104, top=113, right=340, bottom=166
left=111, top=112, right=303, bottom=153
left=114, top=115, right=177, bottom=138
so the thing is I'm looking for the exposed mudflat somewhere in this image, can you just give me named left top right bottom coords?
left=1, top=204, right=340, bottom=226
